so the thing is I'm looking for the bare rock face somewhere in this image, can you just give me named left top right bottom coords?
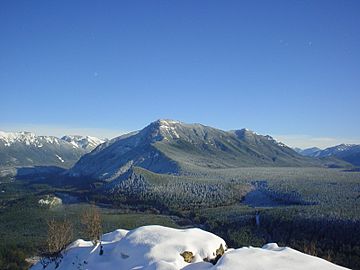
left=216, top=244, right=225, bottom=256
left=204, top=243, right=226, bottom=265
left=180, top=251, right=194, bottom=263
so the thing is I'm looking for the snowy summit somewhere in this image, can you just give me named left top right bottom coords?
left=30, top=225, right=348, bottom=270
left=0, top=131, right=59, bottom=147
left=0, top=131, right=104, bottom=151
left=0, top=130, right=105, bottom=168
left=61, top=135, right=105, bottom=151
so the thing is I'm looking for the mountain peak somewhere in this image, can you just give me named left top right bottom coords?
left=0, top=131, right=104, bottom=151
left=336, top=143, right=355, bottom=149
left=0, top=130, right=49, bottom=147
left=68, top=120, right=323, bottom=181
left=142, top=119, right=186, bottom=141
left=156, top=119, right=182, bottom=126
left=61, top=135, right=105, bottom=151
left=0, top=131, right=88, bottom=168
left=233, top=128, right=257, bottom=139
left=0, top=130, right=36, bottom=139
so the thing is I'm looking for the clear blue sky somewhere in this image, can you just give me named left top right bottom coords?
left=1, top=0, right=359, bottom=148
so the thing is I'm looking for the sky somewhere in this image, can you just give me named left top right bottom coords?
left=1, top=0, right=359, bottom=148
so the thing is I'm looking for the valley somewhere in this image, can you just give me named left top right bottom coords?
left=1, top=165, right=360, bottom=269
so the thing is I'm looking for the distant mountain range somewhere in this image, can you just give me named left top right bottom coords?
left=297, top=144, right=360, bottom=166
left=68, top=119, right=343, bottom=181
left=294, top=147, right=321, bottom=156
left=1, top=121, right=356, bottom=178
left=0, top=131, right=104, bottom=168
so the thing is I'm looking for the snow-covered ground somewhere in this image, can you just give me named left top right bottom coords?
left=38, top=195, right=62, bottom=207
left=30, top=225, right=348, bottom=270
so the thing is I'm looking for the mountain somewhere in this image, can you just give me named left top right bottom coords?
left=0, top=131, right=103, bottom=168
left=61, top=135, right=105, bottom=151
left=30, top=225, right=348, bottom=270
left=68, top=119, right=329, bottom=181
left=295, top=147, right=322, bottom=156
left=301, top=144, right=360, bottom=166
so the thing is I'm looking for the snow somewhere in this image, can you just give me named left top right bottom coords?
left=69, top=141, right=80, bottom=148
left=55, top=154, right=64, bottom=163
left=38, top=195, right=62, bottom=207
left=0, top=131, right=103, bottom=151
left=44, top=137, right=60, bottom=144
left=185, top=243, right=348, bottom=270
left=158, top=119, right=181, bottom=126
left=263, top=135, right=288, bottom=148
left=101, top=229, right=129, bottom=243
left=0, top=131, right=38, bottom=147
left=314, top=144, right=360, bottom=158
left=0, top=131, right=62, bottom=147
left=242, top=128, right=258, bottom=135
left=335, top=144, right=354, bottom=151
left=157, top=120, right=182, bottom=139
left=30, top=225, right=348, bottom=270
left=277, top=142, right=287, bottom=147
left=61, top=135, right=105, bottom=151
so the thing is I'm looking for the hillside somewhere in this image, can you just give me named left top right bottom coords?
left=30, top=225, right=348, bottom=270
left=68, top=119, right=331, bottom=181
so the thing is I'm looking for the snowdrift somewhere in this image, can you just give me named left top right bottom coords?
left=31, top=225, right=349, bottom=270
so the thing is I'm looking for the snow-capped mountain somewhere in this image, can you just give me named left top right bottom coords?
left=300, top=144, right=360, bottom=166
left=313, top=144, right=359, bottom=157
left=68, top=119, right=327, bottom=181
left=61, top=135, right=105, bottom=151
left=30, top=225, right=348, bottom=270
left=0, top=131, right=103, bottom=168
left=0, top=131, right=60, bottom=147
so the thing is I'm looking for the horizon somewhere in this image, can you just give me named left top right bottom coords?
left=1, top=118, right=360, bottom=149
left=1, top=1, right=359, bottom=149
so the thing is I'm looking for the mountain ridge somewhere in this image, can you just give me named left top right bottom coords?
left=0, top=131, right=104, bottom=168
left=299, top=144, right=360, bottom=166
left=68, top=119, right=341, bottom=181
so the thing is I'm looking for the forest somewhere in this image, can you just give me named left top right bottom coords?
left=1, top=166, right=360, bottom=269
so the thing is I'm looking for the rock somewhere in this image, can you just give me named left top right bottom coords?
left=204, top=243, right=226, bottom=265
left=180, top=251, right=194, bottom=263
left=216, top=244, right=225, bottom=256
